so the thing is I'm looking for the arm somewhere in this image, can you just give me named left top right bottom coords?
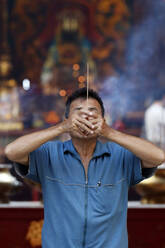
left=5, top=111, right=94, bottom=165
left=101, top=123, right=165, bottom=168
left=5, top=122, right=66, bottom=165
left=63, top=110, right=165, bottom=168
left=83, top=111, right=165, bottom=168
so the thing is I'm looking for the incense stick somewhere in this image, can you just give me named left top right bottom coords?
left=87, top=62, right=89, bottom=106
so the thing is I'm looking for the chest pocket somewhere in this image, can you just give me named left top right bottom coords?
left=94, top=178, right=126, bottom=214
left=45, top=176, right=85, bottom=187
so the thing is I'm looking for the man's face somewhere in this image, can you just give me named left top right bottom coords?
left=68, top=97, right=103, bottom=139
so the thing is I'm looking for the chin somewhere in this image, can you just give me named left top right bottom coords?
left=70, top=132, right=86, bottom=139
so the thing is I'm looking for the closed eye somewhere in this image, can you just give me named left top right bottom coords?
left=74, top=107, right=82, bottom=111
left=88, top=107, right=98, bottom=112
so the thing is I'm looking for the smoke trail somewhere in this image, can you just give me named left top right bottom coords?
left=100, top=0, right=165, bottom=123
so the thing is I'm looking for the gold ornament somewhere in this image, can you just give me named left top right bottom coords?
left=95, top=0, right=130, bottom=39
left=26, top=219, right=43, bottom=247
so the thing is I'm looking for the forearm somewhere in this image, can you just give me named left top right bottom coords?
left=103, top=125, right=165, bottom=167
left=5, top=122, right=64, bottom=162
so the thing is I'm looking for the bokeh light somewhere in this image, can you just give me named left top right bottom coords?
left=73, top=64, right=80, bottom=71
left=78, top=75, right=86, bottom=83
left=59, top=89, right=67, bottom=97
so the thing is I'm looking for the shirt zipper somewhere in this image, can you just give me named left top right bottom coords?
left=78, top=157, right=91, bottom=247
left=82, top=178, right=88, bottom=248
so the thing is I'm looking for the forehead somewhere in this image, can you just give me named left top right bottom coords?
left=70, top=97, right=101, bottom=109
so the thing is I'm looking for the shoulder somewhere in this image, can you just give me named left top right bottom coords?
left=39, top=140, right=63, bottom=152
left=145, top=103, right=162, bottom=115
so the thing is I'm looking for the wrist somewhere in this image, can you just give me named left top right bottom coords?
left=101, top=124, right=115, bottom=140
left=58, top=119, right=71, bottom=134
left=51, top=121, right=67, bottom=136
left=58, top=121, right=67, bottom=133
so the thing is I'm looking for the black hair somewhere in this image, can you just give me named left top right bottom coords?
left=65, top=87, right=105, bottom=118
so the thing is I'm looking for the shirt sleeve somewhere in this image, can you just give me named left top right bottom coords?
left=124, top=148, right=156, bottom=186
left=14, top=143, right=49, bottom=184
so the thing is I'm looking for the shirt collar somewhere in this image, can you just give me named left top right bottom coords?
left=63, top=139, right=111, bottom=158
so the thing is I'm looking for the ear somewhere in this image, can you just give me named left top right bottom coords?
left=103, top=116, right=107, bottom=124
left=64, top=112, right=68, bottom=119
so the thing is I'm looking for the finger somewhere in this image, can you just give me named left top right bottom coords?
left=91, top=126, right=101, bottom=136
left=77, top=126, right=90, bottom=137
left=75, top=119, right=93, bottom=133
left=74, top=119, right=94, bottom=135
left=72, top=122, right=87, bottom=136
left=90, top=118, right=100, bottom=125
left=90, top=118, right=103, bottom=126
left=92, top=121, right=103, bottom=131
left=78, top=127, right=88, bottom=136
left=76, top=117, right=95, bottom=130
left=72, top=117, right=90, bottom=135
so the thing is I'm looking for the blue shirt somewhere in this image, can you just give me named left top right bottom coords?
left=15, top=139, right=155, bottom=248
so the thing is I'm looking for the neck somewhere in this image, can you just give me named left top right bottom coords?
left=72, top=137, right=97, bottom=158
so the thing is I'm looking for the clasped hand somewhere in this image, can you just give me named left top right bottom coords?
left=64, top=110, right=105, bottom=138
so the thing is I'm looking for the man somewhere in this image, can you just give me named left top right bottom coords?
left=5, top=88, right=165, bottom=248
left=144, top=91, right=165, bottom=147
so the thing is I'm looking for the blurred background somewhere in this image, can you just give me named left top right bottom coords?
left=1, top=0, right=165, bottom=247
left=1, top=0, right=165, bottom=201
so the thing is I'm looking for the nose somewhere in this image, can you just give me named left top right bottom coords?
left=81, top=113, right=89, bottom=120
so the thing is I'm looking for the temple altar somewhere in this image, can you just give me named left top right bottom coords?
left=0, top=201, right=165, bottom=248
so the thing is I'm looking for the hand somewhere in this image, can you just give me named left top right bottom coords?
left=76, top=110, right=109, bottom=138
left=61, top=112, right=95, bottom=138
left=89, top=116, right=108, bottom=137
